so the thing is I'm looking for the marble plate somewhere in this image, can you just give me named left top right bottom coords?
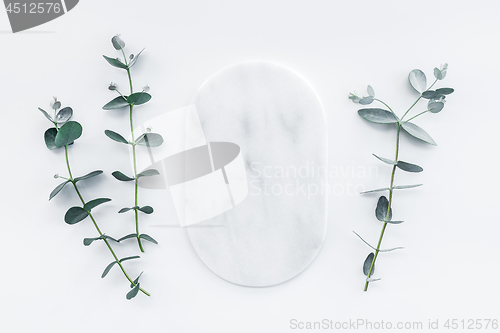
left=188, top=62, right=327, bottom=287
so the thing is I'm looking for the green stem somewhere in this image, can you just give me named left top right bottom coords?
left=403, top=110, right=430, bottom=123
left=401, top=79, right=438, bottom=121
left=125, top=63, right=144, bottom=252
left=63, top=145, right=150, bottom=296
left=364, top=124, right=401, bottom=292
left=374, top=98, right=399, bottom=121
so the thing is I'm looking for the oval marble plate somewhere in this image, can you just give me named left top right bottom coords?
left=188, top=62, right=327, bottom=287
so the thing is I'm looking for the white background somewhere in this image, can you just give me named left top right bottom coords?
left=1, top=1, right=499, bottom=332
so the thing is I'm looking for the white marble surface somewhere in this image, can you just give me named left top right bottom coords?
left=188, top=62, right=328, bottom=287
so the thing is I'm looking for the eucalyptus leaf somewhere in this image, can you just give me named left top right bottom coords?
left=135, top=133, right=163, bottom=147
left=83, top=198, right=111, bottom=212
left=126, top=283, right=140, bottom=300
left=353, top=231, right=403, bottom=252
left=103, top=55, right=128, bottom=69
left=54, top=121, right=82, bottom=147
left=39, top=107, right=54, bottom=122
left=139, top=234, right=158, bottom=244
left=83, top=236, right=101, bottom=246
left=127, top=92, right=151, bottom=106
left=44, top=128, right=58, bottom=150
left=408, top=69, right=427, bottom=93
left=363, top=252, right=375, bottom=276
left=434, top=64, right=448, bottom=80
left=49, top=180, right=70, bottom=200
left=397, top=161, right=423, bottom=173
left=105, top=130, right=129, bottom=144
left=119, top=256, right=140, bottom=263
left=359, top=188, right=390, bottom=194
left=74, top=170, right=103, bottom=183
left=118, top=206, right=139, bottom=213
left=435, top=87, right=454, bottom=95
left=373, top=153, right=397, bottom=165
left=112, top=171, right=135, bottom=181
left=375, top=196, right=392, bottom=222
left=111, top=35, right=125, bottom=50
left=383, top=220, right=404, bottom=224
left=102, top=96, right=129, bottom=110
left=358, top=108, right=398, bottom=124
left=349, top=93, right=361, bottom=103
left=401, top=122, right=437, bottom=146
left=136, top=169, right=160, bottom=178
left=131, top=272, right=143, bottom=288
left=421, top=90, right=439, bottom=99
left=101, top=261, right=117, bottom=278
left=138, top=206, right=153, bottom=214
left=52, top=101, right=61, bottom=110
left=55, top=107, right=73, bottom=124
left=366, top=277, right=381, bottom=282
left=128, top=48, right=144, bottom=68
left=367, top=85, right=375, bottom=97
left=359, top=96, right=374, bottom=105
left=428, top=102, right=444, bottom=113
left=393, top=184, right=423, bottom=190
left=118, top=234, right=137, bottom=242
left=64, top=206, right=89, bottom=225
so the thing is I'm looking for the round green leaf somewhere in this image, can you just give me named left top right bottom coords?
left=363, top=252, right=375, bottom=276
left=397, top=161, right=423, bottom=173
left=74, top=170, right=103, bottom=183
left=83, top=198, right=111, bottom=212
left=55, top=107, right=73, bottom=124
left=375, top=196, right=392, bottom=222
left=44, top=128, right=58, bottom=150
left=101, top=261, right=117, bottom=278
left=367, top=85, right=375, bottom=97
left=136, top=169, right=160, bottom=178
left=118, top=206, right=138, bottom=213
left=373, top=153, right=397, bottom=165
left=112, top=171, right=135, bottom=181
left=105, top=130, right=129, bottom=144
left=358, top=108, right=398, bottom=124
left=111, top=35, right=125, bottom=50
left=64, top=206, right=89, bottom=225
left=102, top=96, right=129, bottom=110
left=118, top=234, right=137, bottom=242
left=428, top=102, right=444, bottom=113
left=49, top=180, right=70, bottom=200
left=401, top=122, right=437, bottom=146
left=126, top=283, right=140, bottom=300
left=359, top=96, right=374, bottom=105
left=128, top=48, right=144, bottom=68
left=138, top=206, right=154, bottom=214
left=408, top=69, right=427, bottom=93
left=139, top=234, right=158, bottom=244
left=435, top=87, right=454, bottom=95
left=103, top=55, right=128, bottom=69
left=54, top=121, right=82, bottom=147
left=39, top=107, right=54, bottom=122
left=135, top=133, right=163, bottom=147
left=127, top=92, right=151, bottom=106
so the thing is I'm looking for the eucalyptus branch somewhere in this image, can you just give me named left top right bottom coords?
left=40, top=99, right=149, bottom=299
left=102, top=35, right=162, bottom=253
left=350, top=64, right=454, bottom=291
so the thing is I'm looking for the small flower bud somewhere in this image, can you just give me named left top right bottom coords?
left=54, top=174, right=59, bottom=179
left=108, top=82, right=117, bottom=91
left=146, top=126, right=152, bottom=132
left=142, top=85, right=150, bottom=93
left=130, top=54, right=134, bottom=60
